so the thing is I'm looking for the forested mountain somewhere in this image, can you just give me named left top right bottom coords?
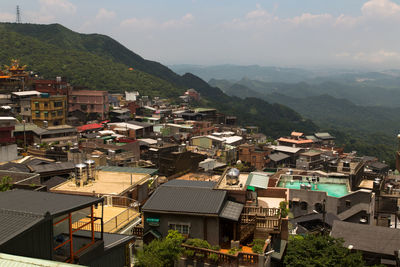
left=210, top=78, right=398, bottom=166
left=0, top=22, right=317, bottom=137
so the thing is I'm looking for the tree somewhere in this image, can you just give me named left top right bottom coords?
left=0, top=176, right=12, bottom=192
left=284, top=234, right=365, bottom=267
left=136, top=230, right=184, bottom=267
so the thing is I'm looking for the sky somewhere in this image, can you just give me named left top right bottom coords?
left=1, top=0, right=400, bottom=68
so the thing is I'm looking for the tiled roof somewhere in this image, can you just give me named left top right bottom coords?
left=0, top=209, right=44, bottom=245
left=142, top=181, right=226, bottom=215
left=0, top=190, right=102, bottom=218
left=331, top=220, right=400, bottom=256
left=219, top=201, right=243, bottom=221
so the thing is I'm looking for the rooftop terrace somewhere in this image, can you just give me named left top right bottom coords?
left=51, top=170, right=150, bottom=196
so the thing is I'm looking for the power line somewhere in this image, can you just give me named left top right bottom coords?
left=16, top=5, right=21, bottom=23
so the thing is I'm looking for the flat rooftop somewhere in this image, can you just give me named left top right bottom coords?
left=51, top=170, right=149, bottom=196
left=217, top=172, right=249, bottom=190
left=76, top=205, right=139, bottom=233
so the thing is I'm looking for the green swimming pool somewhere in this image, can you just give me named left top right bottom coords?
left=278, top=181, right=349, bottom=198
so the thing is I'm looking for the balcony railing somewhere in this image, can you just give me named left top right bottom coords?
left=181, top=244, right=260, bottom=266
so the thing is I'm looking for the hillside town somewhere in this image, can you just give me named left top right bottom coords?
left=0, top=60, right=399, bottom=267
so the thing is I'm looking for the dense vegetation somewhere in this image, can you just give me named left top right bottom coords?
left=211, top=78, right=398, bottom=167
left=136, top=230, right=184, bottom=267
left=0, top=22, right=318, bottom=137
left=284, top=235, right=365, bottom=267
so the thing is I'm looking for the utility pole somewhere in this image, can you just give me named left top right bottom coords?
left=16, top=6, right=21, bottom=24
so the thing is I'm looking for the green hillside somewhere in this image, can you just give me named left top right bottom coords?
left=0, top=22, right=317, bottom=137
left=213, top=78, right=398, bottom=166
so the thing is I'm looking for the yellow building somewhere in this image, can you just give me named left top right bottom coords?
left=31, top=94, right=67, bottom=127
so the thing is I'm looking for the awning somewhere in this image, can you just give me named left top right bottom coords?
left=219, top=201, right=244, bottom=221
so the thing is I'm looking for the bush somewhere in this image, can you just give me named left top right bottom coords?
left=228, top=247, right=240, bottom=255
left=185, top=238, right=211, bottom=249
left=250, top=239, right=265, bottom=247
left=184, top=249, right=194, bottom=258
left=211, top=245, right=221, bottom=251
left=208, top=253, right=219, bottom=262
left=196, top=253, right=205, bottom=259
left=252, top=244, right=263, bottom=254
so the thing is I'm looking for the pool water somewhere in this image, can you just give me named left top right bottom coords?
left=278, top=181, right=349, bottom=198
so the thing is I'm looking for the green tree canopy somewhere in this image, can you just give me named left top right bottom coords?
left=284, top=234, right=365, bottom=267
left=136, top=230, right=184, bottom=267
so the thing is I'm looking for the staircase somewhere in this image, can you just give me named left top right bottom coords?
left=239, top=206, right=281, bottom=242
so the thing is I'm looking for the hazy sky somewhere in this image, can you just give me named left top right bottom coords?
left=2, top=0, right=400, bottom=68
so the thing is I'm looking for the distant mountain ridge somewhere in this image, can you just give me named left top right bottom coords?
left=0, top=22, right=317, bottom=137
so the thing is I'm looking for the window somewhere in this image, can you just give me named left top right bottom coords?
left=169, top=223, right=189, bottom=235
left=44, top=102, right=48, bottom=108
left=81, top=105, right=87, bottom=111
left=57, top=110, right=63, bottom=116
left=24, top=107, right=29, bottom=111
left=35, top=102, right=39, bottom=108
left=345, top=200, right=351, bottom=207
left=54, top=101, right=63, bottom=108
left=35, top=111, right=40, bottom=118
left=44, top=112, right=48, bottom=118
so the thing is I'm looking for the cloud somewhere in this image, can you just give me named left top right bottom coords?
left=336, top=50, right=400, bottom=64
left=96, top=8, right=116, bottom=20
left=0, top=12, right=15, bottom=22
left=121, top=13, right=195, bottom=30
left=39, top=0, right=76, bottom=14
left=362, top=0, right=400, bottom=18
left=120, top=18, right=158, bottom=30
left=287, top=13, right=333, bottom=26
left=162, top=13, right=194, bottom=29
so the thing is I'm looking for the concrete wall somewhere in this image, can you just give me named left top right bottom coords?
left=0, top=144, right=17, bottom=162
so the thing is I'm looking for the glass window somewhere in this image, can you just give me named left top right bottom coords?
left=58, top=110, right=63, bottom=116
left=36, top=112, right=40, bottom=118
left=168, top=223, right=189, bottom=235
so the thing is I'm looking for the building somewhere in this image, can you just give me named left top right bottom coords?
left=31, top=94, right=67, bottom=127
left=33, top=78, right=69, bottom=96
left=0, top=117, right=18, bottom=162
left=32, top=125, right=78, bottom=145
left=11, top=91, right=41, bottom=123
left=296, top=151, right=323, bottom=170
left=68, top=90, right=109, bottom=121
left=0, top=190, right=134, bottom=266
left=141, top=180, right=243, bottom=245
left=238, top=144, right=271, bottom=170
left=331, top=221, right=400, bottom=266
left=314, top=132, right=335, bottom=146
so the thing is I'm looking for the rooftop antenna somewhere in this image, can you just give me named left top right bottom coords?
left=16, top=5, right=21, bottom=23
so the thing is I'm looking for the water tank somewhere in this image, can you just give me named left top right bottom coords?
left=84, top=159, right=96, bottom=181
left=75, top=163, right=87, bottom=186
left=226, top=168, right=240, bottom=185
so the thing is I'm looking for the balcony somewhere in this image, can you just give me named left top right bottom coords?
left=74, top=195, right=140, bottom=233
left=240, top=206, right=281, bottom=242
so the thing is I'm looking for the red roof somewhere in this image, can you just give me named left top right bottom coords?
left=291, top=131, right=304, bottom=137
left=77, top=123, right=104, bottom=132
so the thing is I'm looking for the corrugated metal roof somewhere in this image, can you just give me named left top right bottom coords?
left=0, top=253, right=83, bottom=266
left=0, top=190, right=102, bottom=218
left=142, top=183, right=226, bottom=215
left=246, top=172, right=270, bottom=189
left=219, top=201, right=243, bottom=221
left=98, top=166, right=158, bottom=175
left=269, top=152, right=290, bottom=162
left=0, top=210, right=44, bottom=245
